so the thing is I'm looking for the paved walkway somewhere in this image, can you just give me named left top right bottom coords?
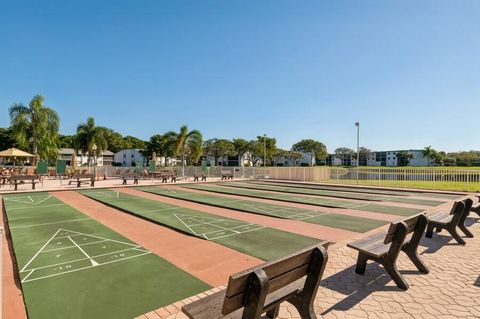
left=137, top=214, right=480, bottom=319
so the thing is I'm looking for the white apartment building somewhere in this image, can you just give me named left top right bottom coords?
left=58, top=148, right=114, bottom=166
left=367, top=150, right=434, bottom=167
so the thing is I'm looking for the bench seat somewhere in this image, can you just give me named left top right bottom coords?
left=426, top=199, right=473, bottom=244
left=428, top=212, right=453, bottom=224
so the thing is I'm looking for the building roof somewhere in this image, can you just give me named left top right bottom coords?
left=59, top=148, right=114, bottom=156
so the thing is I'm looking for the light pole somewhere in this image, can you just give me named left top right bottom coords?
left=92, top=143, right=97, bottom=181
left=263, top=134, right=267, bottom=168
left=355, top=122, right=360, bottom=184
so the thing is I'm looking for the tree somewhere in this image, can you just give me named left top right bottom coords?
left=249, top=136, right=277, bottom=166
left=397, top=151, right=415, bottom=166
left=423, top=146, right=437, bottom=166
left=143, top=134, right=176, bottom=162
left=75, top=117, right=107, bottom=166
left=291, top=139, right=328, bottom=164
left=103, top=129, right=125, bottom=153
left=203, top=139, right=235, bottom=164
left=0, top=127, right=16, bottom=151
left=232, top=138, right=250, bottom=159
left=272, top=149, right=289, bottom=166
left=165, top=125, right=203, bottom=173
left=358, top=147, right=372, bottom=166
left=58, top=135, right=75, bottom=148
left=9, top=95, right=60, bottom=163
left=123, top=136, right=146, bottom=149
left=334, top=147, right=355, bottom=165
left=286, top=151, right=304, bottom=166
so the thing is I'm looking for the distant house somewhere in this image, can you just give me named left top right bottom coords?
left=58, top=148, right=114, bottom=166
left=326, top=149, right=433, bottom=167
left=367, top=150, right=433, bottom=167
left=113, top=149, right=146, bottom=167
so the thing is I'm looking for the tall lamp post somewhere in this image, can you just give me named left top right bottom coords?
left=355, top=122, right=360, bottom=184
left=92, top=143, right=97, bottom=181
left=263, top=134, right=267, bottom=168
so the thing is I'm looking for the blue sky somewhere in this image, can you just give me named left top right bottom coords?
left=1, top=1, right=479, bottom=152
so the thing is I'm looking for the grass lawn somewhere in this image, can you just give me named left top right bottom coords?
left=2, top=193, right=210, bottom=319
left=137, top=186, right=388, bottom=233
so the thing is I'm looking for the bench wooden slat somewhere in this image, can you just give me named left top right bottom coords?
left=183, top=278, right=307, bottom=319
left=223, top=263, right=309, bottom=314
left=225, top=243, right=323, bottom=298
left=183, top=243, right=328, bottom=319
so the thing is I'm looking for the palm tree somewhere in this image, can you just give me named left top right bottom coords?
left=75, top=117, right=107, bottom=166
left=9, top=95, right=60, bottom=164
left=165, top=125, right=202, bottom=175
left=423, top=146, right=436, bottom=166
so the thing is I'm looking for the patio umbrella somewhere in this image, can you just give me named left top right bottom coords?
left=0, top=148, right=34, bottom=166
left=0, top=148, right=34, bottom=157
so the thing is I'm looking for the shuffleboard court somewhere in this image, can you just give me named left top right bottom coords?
left=251, top=180, right=465, bottom=200
left=2, top=193, right=210, bottom=319
left=181, top=184, right=424, bottom=216
left=80, top=189, right=323, bottom=261
left=137, top=186, right=388, bottom=233
left=219, top=181, right=446, bottom=206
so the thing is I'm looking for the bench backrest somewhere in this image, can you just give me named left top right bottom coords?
left=11, top=175, right=38, bottom=181
left=222, top=243, right=328, bottom=316
left=446, top=200, right=466, bottom=225
left=221, top=170, right=232, bottom=175
left=383, top=213, right=428, bottom=257
left=73, top=174, right=94, bottom=179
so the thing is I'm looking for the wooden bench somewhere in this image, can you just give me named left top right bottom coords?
left=347, top=213, right=429, bottom=290
left=122, top=173, right=139, bottom=185
left=69, top=174, right=95, bottom=188
left=10, top=175, right=39, bottom=191
left=221, top=170, right=233, bottom=180
left=160, top=172, right=176, bottom=183
left=182, top=243, right=329, bottom=319
left=193, top=174, right=207, bottom=182
left=426, top=199, right=473, bottom=244
left=469, top=194, right=480, bottom=217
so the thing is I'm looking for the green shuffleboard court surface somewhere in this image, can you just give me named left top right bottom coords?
left=181, top=184, right=424, bottom=216
left=220, top=181, right=446, bottom=206
left=251, top=180, right=464, bottom=200
left=2, top=193, right=210, bottom=319
left=80, top=189, right=323, bottom=261
left=137, top=186, right=388, bottom=233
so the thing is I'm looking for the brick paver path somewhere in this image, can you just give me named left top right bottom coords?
left=138, top=215, right=480, bottom=319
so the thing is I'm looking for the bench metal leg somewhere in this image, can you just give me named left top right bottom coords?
left=425, top=224, right=435, bottom=238
left=354, top=253, right=368, bottom=274
left=447, top=227, right=466, bottom=245
left=122, top=179, right=127, bottom=185
left=384, top=262, right=409, bottom=290
left=458, top=224, right=473, bottom=238
left=265, top=306, right=280, bottom=319
left=32, top=182, right=36, bottom=190
left=403, top=248, right=429, bottom=274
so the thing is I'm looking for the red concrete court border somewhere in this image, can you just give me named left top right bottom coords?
left=1, top=196, right=28, bottom=319
left=120, top=187, right=362, bottom=244
left=52, top=191, right=262, bottom=287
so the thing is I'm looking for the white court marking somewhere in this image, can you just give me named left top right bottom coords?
left=4, top=195, right=53, bottom=206
left=20, top=228, right=151, bottom=283
left=173, top=213, right=264, bottom=240
left=10, top=218, right=92, bottom=230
